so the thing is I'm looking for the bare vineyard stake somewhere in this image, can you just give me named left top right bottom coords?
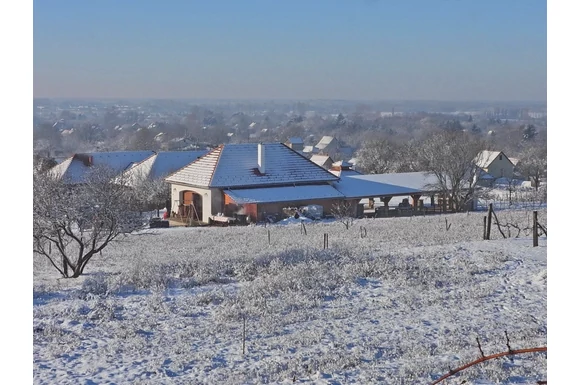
left=537, top=222, right=547, bottom=236
left=483, top=216, right=487, bottom=240
left=242, top=314, right=246, bottom=356
left=486, top=203, right=493, bottom=240
left=533, top=211, right=538, bottom=247
left=491, top=209, right=507, bottom=239
left=360, top=226, right=367, bottom=238
left=301, top=221, right=307, bottom=235
left=268, top=229, right=271, bottom=245
left=476, top=337, right=485, bottom=358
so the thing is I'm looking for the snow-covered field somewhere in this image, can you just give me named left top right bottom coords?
left=33, top=210, right=547, bottom=384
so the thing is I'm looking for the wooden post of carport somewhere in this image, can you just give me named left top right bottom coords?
left=380, top=196, right=392, bottom=217
left=411, top=194, right=422, bottom=212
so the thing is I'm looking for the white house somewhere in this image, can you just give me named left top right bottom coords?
left=164, top=143, right=344, bottom=223
left=474, top=150, right=516, bottom=180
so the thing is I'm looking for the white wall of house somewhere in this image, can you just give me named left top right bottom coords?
left=486, top=153, right=515, bottom=179
left=170, top=184, right=223, bottom=223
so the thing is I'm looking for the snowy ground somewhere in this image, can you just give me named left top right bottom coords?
left=33, top=209, right=547, bottom=384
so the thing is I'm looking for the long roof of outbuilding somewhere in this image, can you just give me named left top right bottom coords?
left=332, top=171, right=445, bottom=199
left=121, top=150, right=208, bottom=184
left=224, top=184, right=344, bottom=204
left=49, top=151, right=155, bottom=184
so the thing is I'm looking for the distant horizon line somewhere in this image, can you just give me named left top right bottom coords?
left=33, top=96, right=547, bottom=104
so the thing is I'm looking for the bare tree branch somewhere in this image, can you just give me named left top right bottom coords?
left=33, top=165, right=146, bottom=278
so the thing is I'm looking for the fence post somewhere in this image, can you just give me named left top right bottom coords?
left=360, top=226, right=367, bottom=238
left=486, top=203, right=493, bottom=240
left=268, top=229, right=271, bottom=245
left=533, top=211, right=538, bottom=247
left=483, top=216, right=487, bottom=240
left=242, top=314, right=246, bottom=356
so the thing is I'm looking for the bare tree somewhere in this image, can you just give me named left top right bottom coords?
left=33, top=166, right=146, bottom=278
left=139, top=177, right=170, bottom=212
left=354, top=139, right=398, bottom=174
left=395, top=140, right=430, bottom=172
left=418, top=130, right=486, bottom=212
left=33, top=153, right=58, bottom=173
left=517, top=143, right=547, bottom=191
left=120, top=168, right=171, bottom=213
left=331, top=201, right=355, bottom=230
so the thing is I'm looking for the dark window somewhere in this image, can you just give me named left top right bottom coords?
left=499, top=155, right=503, bottom=160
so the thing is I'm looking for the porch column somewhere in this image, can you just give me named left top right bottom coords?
left=430, top=194, right=435, bottom=208
left=381, top=196, right=392, bottom=211
left=380, top=197, right=392, bottom=217
left=411, top=194, right=422, bottom=211
left=380, top=196, right=392, bottom=207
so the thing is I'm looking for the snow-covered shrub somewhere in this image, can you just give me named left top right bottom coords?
left=81, top=273, right=110, bottom=296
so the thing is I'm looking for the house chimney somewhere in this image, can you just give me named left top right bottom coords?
left=258, top=143, right=266, bottom=174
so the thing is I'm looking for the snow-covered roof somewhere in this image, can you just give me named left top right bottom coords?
left=329, top=168, right=362, bottom=177
left=315, top=136, right=336, bottom=149
left=224, top=184, right=345, bottom=204
left=165, top=143, right=339, bottom=188
left=309, top=154, right=333, bottom=168
left=49, top=151, right=155, bottom=184
left=302, top=146, right=319, bottom=154
left=351, top=172, right=443, bottom=192
left=509, top=157, right=520, bottom=166
left=333, top=172, right=445, bottom=199
left=474, top=150, right=513, bottom=169
left=121, top=150, right=208, bottom=185
left=332, top=174, right=422, bottom=199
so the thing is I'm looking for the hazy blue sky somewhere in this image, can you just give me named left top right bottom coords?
left=33, top=0, right=546, bottom=101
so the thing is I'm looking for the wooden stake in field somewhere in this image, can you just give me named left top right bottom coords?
left=533, top=210, right=538, bottom=247
left=242, top=314, right=246, bottom=356
left=483, top=216, right=487, bottom=240
left=486, top=203, right=493, bottom=240
left=267, top=229, right=271, bottom=245
left=323, top=233, right=329, bottom=249
left=360, top=226, right=367, bottom=239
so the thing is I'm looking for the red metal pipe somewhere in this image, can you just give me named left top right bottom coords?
left=430, top=346, right=547, bottom=385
